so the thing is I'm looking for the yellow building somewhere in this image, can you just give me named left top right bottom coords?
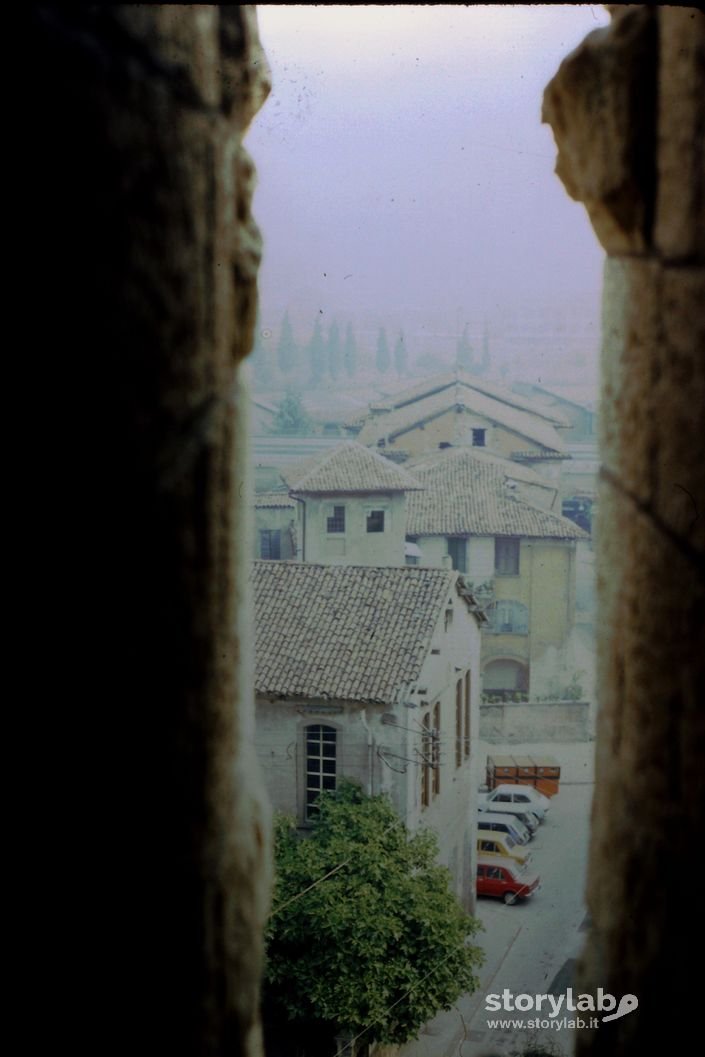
left=348, top=369, right=570, bottom=484
left=405, top=446, right=588, bottom=699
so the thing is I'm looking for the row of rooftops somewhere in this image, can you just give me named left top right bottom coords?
left=257, top=441, right=586, bottom=541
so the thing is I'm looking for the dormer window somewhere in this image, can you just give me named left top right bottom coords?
left=472, top=428, right=487, bottom=447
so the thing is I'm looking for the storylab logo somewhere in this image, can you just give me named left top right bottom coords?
left=485, top=988, right=638, bottom=1031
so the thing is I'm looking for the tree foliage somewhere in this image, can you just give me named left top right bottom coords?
left=327, top=321, right=342, bottom=381
left=343, top=323, right=357, bottom=378
left=265, top=782, right=483, bottom=1046
left=375, top=327, right=391, bottom=374
left=270, top=391, right=314, bottom=436
left=308, top=317, right=326, bottom=386
left=277, top=311, right=298, bottom=376
left=393, top=331, right=408, bottom=377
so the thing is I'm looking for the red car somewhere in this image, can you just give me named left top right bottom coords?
left=476, top=855, right=541, bottom=905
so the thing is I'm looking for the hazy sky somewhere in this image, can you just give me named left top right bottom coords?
left=246, top=5, right=609, bottom=377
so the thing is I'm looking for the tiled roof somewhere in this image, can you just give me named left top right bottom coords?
left=345, top=371, right=571, bottom=431
left=447, top=447, right=556, bottom=489
left=406, top=447, right=587, bottom=539
left=356, top=382, right=567, bottom=454
left=252, top=562, right=464, bottom=705
left=385, top=369, right=569, bottom=421
left=254, top=492, right=297, bottom=509
left=283, top=441, right=423, bottom=494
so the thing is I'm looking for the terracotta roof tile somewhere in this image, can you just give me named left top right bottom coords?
left=252, top=562, right=460, bottom=704
left=253, top=492, right=297, bottom=509
left=283, top=441, right=423, bottom=494
left=356, top=381, right=567, bottom=453
left=406, top=447, right=587, bottom=539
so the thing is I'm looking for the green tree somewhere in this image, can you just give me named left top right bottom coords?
left=265, top=781, right=483, bottom=1047
left=393, top=331, right=408, bottom=377
left=249, top=319, right=272, bottom=388
left=307, top=317, right=326, bottom=386
left=277, top=311, right=298, bottom=377
left=343, top=322, right=357, bottom=378
left=456, top=323, right=474, bottom=370
left=270, top=391, right=314, bottom=436
left=376, top=327, right=391, bottom=374
left=327, top=321, right=342, bottom=381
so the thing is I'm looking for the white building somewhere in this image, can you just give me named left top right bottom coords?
left=252, top=560, right=487, bottom=910
left=282, top=441, right=423, bottom=567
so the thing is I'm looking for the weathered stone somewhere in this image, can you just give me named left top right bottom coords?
left=655, top=8, right=705, bottom=262
left=30, top=4, right=271, bottom=1055
left=542, top=6, right=657, bottom=255
left=543, top=6, right=705, bottom=1055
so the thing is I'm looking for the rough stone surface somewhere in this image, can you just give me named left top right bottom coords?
left=31, top=5, right=272, bottom=1055
left=655, top=8, right=705, bottom=261
left=542, top=5, right=658, bottom=256
left=545, top=7, right=705, bottom=1056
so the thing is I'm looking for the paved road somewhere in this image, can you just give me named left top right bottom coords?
left=401, top=741, right=595, bottom=1057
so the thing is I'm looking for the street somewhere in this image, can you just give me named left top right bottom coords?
left=400, top=740, right=595, bottom=1057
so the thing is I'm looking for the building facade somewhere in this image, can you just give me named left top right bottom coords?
left=252, top=560, right=486, bottom=910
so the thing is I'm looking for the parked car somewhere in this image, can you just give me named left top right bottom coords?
left=476, top=832, right=532, bottom=867
left=478, top=784, right=551, bottom=821
left=476, top=856, right=541, bottom=905
left=477, top=812, right=531, bottom=845
left=476, top=798, right=540, bottom=834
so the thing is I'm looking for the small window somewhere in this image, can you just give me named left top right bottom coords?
left=259, top=529, right=281, bottom=560
left=464, top=671, right=471, bottom=758
left=495, top=537, right=520, bottom=575
left=432, top=702, right=441, bottom=796
left=447, top=537, right=467, bottom=573
left=445, top=607, right=454, bottom=632
left=420, top=711, right=431, bottom=808
left=326, top=505, right=346, bottom=533
left=472, top=428, right=486, bottom=447
left=366, top=509, right=385, bottom=533
left=455, top=679, right=462, bottom=768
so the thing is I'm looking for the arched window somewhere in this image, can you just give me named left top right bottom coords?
left=305, top=724, right=337, bottom=821
left=483, top=659, right=530, bottom=695
left=486, top=599, right=529, bottom=634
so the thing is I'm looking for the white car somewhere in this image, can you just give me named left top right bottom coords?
left=478, top=784, right=551, bottom=822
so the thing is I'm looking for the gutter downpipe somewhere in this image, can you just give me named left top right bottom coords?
left=292, top=495, right=306, bottom=560
left=360, top=708, right=374, bottom=796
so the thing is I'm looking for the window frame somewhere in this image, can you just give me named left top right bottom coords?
left=487, top=599, right=529, bottom=635
left=303, top=723, right=338, bottom=822
left=366, top=508, right=386, bottom=534
left=495, top=537, right=520, bottom=576
left=259, top=528, right=281, bottom=560
left=325, top=504, right=346, bottom=535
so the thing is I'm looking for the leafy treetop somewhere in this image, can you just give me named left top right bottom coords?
left=265, top=781, right=483, bottom=1046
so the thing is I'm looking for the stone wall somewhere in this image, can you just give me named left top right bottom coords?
left=31, top=6, right=271, bottom=1056
left=480, top=701, right=590, bottom=744
left=544, top=7, right=705, bottom=1055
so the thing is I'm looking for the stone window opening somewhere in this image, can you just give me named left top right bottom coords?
left=39, top=6, right=704, bottom=1055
